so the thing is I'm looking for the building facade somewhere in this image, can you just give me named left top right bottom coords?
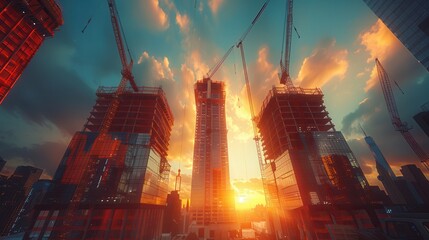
left=257, top=87, right=381, bottom=239
left=0, top=0, right=63, bottom=104
left=363, top=134, right=407, bottom=204
left=10, top=180, right=51, bottom=235
left=26, top=87, right=174, bottom=239
left=362, top=0, right=429, bottom=71
left=0, top=166, right=42, bottom=236
left=190, top=78, right=236, bottom=239
left=414, top=111, right=429, bottom=137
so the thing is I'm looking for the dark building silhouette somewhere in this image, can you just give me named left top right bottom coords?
left=0, top=0, right=63, bottom=104
left=163, top=190, right=182, bottom=236
left=9, top=180, right=51, bottom=235
left=414, top=111, right=429, bottom=137
left=363, top=133, right=407, bottom=204
left=0, top=166, right=42, bottom=236
left=258, top=87, right=382, bottom=239
left=363, top=0, right=429, bottom=72
left=26, top=87, right=174, bottom=239
left=400, top=164, right=429, bottom=204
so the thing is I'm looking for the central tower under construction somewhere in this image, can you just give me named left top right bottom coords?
left=190, top=78, right=236, bottom=240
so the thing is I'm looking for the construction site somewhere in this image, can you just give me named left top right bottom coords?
left=1, top=0, right=429, bottom=239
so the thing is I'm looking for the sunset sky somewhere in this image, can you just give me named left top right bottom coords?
left=1, top=0, right=429, bottom=210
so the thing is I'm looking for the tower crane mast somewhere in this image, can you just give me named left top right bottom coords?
left=279, top=0, right=295, bottom=89
left=375, top=58, right=429, bottom=170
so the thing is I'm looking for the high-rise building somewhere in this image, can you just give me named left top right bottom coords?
left=190, top=78, right=236, bottom=240
left=362, top=133, right=407, bottom=204
left=0, top=165, right=42, bottom=236
left=414, top=103, right=429, bottom=137
left=414, top=111, right=429, bottom=137
left=257, top=87, right=381, bottom=239
left=400, top=164, right=429, bottom=203
left=0, top=0, right=63, bottom=104
left=10, top=180, right=51, bottom=235
left=26, top=86, right=174, bottom=239
left=362, top=0, right=429, bottom=71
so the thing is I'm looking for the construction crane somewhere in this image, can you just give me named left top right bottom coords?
left=59, top=1, right=138, bottom=238
left=279, top=0, right=295, bottom=89
left=236, top=0, right=270, bottom=171
left=375, top=58, right=429, bottom=170
left=204, top=0, right=270, bottom=81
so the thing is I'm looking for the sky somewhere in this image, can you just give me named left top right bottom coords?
left=1, top=0, right=429, bottom=210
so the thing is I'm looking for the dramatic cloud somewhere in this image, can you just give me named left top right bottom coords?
left=208, top=0, right=224, bottom=15
left=360, top=20, right=399, bottom=63
left=140, top=0, right=169, bottom=30
left=176, top=12, right=190, bottom=33
left=341, top=19, right=429, bottom=180
left=2, top=34, right=94, bottom=135
left=137, top=51, right=174, bottom=82
left=296, top=39, right=348, bottom=88
left=0, top=140, right=67, bottom=178
left=359, top=19, right=404, bottom=92
left=246, top=46, right=279, bottom=111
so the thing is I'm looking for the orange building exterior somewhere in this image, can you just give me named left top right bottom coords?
left=257, top=86, right=383, bottom=239
left=0, top=0, right=63, bottom=104
left=26, top=87, right=174, bottom=239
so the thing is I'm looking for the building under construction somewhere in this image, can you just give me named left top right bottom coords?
left=26, top=87, right=174, bottom=239
left=0, top=0, right=63, bottom=104
left=190, top=78, right=237, bottom=240
left=257, top=87, right=384, bottom=239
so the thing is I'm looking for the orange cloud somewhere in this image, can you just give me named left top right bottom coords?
left=359, top=19, right=402, bottom=92
left=138, top=51, right=174, bottom=81
left=248, top=46, right=280, bottom=111
left=296, top=39, right=348, bottom=88
left=208, top=0, right=224, bottom=14
left=140, top=0, right=169, bottom=30
left=176, top=12, right=190, bottom=33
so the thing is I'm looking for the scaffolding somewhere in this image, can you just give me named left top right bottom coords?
left=84, top=86, right=174, bottom=159
left=0, top=0, right=62, bottom=104
left=257, top=86, right=335, bottom=161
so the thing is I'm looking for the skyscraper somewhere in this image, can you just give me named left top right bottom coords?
left=0, top=166, right=42, bottom=236
left=0, top=0, right=63, bottom=104
left=257, top=87, right=380, bottom=239
left=10, top=180, right=52, bottom=236
left=362, top=0, right=429, bottom=71
left=190, top=78, right=236, bottom=240
left=414, top=102, right=429, bottom=137
left=26, top=86, right=174, bottom=239
left=362, top=132, right=406, bottom=204
left=400, top=164, right=429, bottom=203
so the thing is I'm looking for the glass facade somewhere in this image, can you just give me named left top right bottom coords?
left=0, top=0, right=63, bottom=104
left=190, top=78, right=236, bottom=228
left=363, top=0, right=429, bottom=71
left=27, top=87, right=173, bottom=239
